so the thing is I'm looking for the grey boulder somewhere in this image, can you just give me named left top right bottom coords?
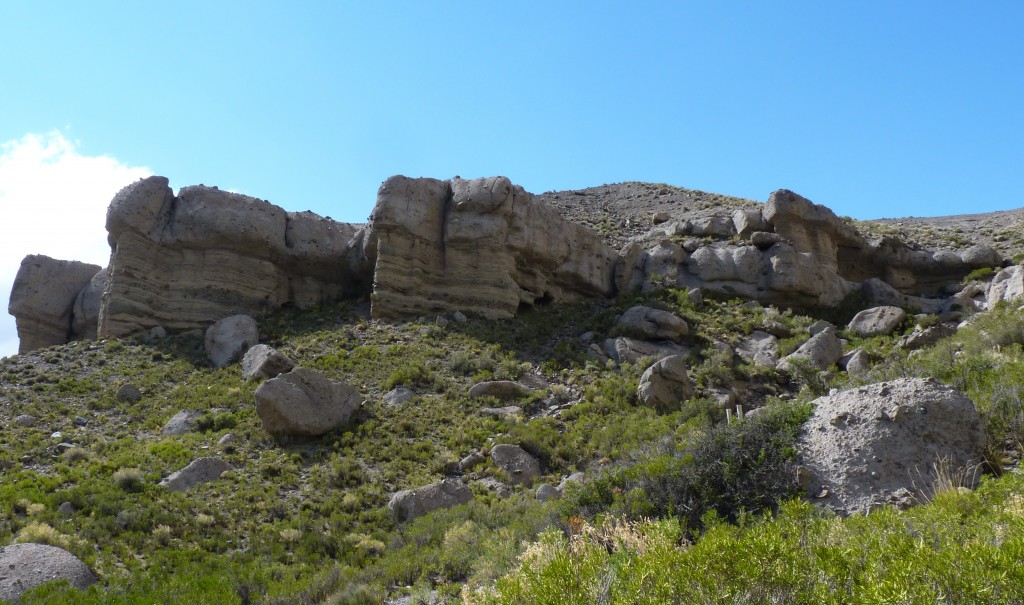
left=241, top=344, right=294, bottom=381
left=205, top=315, right=259, bottom=368
left=797, top=378, right=986, bottom=516
left=387, top=479, right=473, bottom=523
left=490, top=444, right=542, bottom=485
left=0, top=543, right=97, bottom=603
left=161, top=457, right=231, bottom=492
left=254, top=368, right=363, bottom=439
left=616, top=306, right=689, bottom=341
left=778, top=328, right=843, bottom=371
left=636, top=355, right=694, bottom=411
left=847, top=306, right=907, bottom=337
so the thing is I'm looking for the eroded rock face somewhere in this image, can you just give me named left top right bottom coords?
left=0, top=543, right=97, bottom=603
left=254, top=368, right=363, bottom=439
left=98, top=176, right=372, bottom=338
left=368, top=175, right=617, bottom=320
left=8, top=255, right=102, bottom=353
left=797, top=378, right=986, bottom=516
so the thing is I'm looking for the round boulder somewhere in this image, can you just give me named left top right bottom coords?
left=387, top=479, right=473, bottom=523
left=617, top=305, right=689, bottom=341
left=0, top=543, right=97, bottom=603
left=205, top=315, right=259, bottom=368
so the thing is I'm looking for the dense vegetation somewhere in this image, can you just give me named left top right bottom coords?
left=1, top=286, right=1024, bottom=603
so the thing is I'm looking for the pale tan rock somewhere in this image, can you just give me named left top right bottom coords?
left=368, top=175, right=617, bottom=320
left=98, top=176, right=370, bottom=338
left=7, top=255, right=102, bottom=353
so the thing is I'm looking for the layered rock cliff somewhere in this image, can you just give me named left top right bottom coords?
left=368, top=176, right=618, bottom=320
left=6, top=175, right=1019, bottom=354
left=97, top=176, right=372, bottom=337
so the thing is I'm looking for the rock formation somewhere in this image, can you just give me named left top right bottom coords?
left=7, top=174, right=1021, bottom=355
left=367, top=175, right=618, bottom=320
left=98, top=176, right=372, bottom=338
left=7, top=255, right=101, bottom=353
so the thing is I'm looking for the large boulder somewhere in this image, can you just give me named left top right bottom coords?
left=368, top=175, right=617, bottom=320
left=616, top=306, right=688, bottom=341
left=71, top=267, right=108, bottom=341
left=205, top=315, right=259, bottom=368
left=490, top=444, right=542, bottom=485
left=0, top=543, right=97, bottom=603
left=7, top=255, right=102, bottom=353
left=98, top=176, right=372, bottom=338
left=636, top=355, right=694, bottom=411
left=387, top=479, right=473, bottom=523
left=847, top=306, right=907, bottom=337
left=797, top=378, right=986, bottom=516
left=254, top=368, right=363, bottom=439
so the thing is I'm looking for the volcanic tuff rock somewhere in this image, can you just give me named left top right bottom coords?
left=7, top=255, right=102, bottom=353
left=797, top=378, right=986, bottom=516
left=8, top=174, right=1024, bottom=355
left=367, top=175, right=617, bottom=320
left=98, top=176, right=371, bottom=338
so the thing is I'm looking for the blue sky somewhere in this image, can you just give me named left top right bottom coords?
left=1, top=1, right=1023, bottom=356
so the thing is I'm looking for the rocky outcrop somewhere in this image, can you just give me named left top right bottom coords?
left=254, top=368, right=363, bottom=439
left=368, top=176, right=618, bottom=320
left=985, top=265, right=1024, bottom=309
left=7, top=255, right=102, bottom=353
left=98, top=176, right=372, bottom=338
left=0, top=543, right=97, bottom=603
left=797, top=378, right=986, bottom=516
left=387, top=479, right=473, bottom=523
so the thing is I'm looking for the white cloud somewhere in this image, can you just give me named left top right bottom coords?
left=0, top=131, right=151, bottom=359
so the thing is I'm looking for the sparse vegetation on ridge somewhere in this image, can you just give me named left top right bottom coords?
left=4, top=283, right=1024, bottom=603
